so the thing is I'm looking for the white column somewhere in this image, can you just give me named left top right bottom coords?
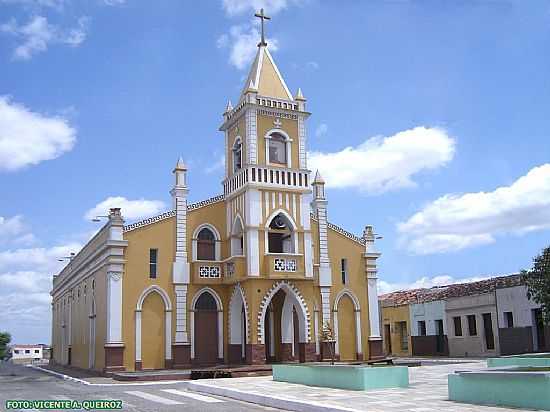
left=135, top=310, right=141, bottom=362
left=368, top=277, right=381, bottom=339
left=314, top=309, right=320, bottom=355
left=269, top=306, right=275, bottom=356
left=165, top=310, right=172, bottom=360
left=298, top=114, right=307, bottom=169
left=320, top=287, right=331, bottom=327
left=246, top=108, right=258, bottom=164
left=106, top=271, right=123, bottom=343
left=333, top=310, right=340, bottom=355
left=174, top=285, right=188, bottom=342
left=217, top=311, right=224, bottom=360
left=246, top=189, right=261, bottom=277
left=190, top=311, right=195, bottom=359
left=355, top=310, right=363, bottom=355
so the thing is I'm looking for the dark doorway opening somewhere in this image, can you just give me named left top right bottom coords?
left=483, top=313, right=495, bottom=350
left=194, top=292, right=218, bottom=365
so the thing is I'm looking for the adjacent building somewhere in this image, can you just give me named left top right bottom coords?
left=50, top=25, right=384, bottom=373
left=380, top=274, right=546, bottom=358
left=10, top=344, right=50, bottom=364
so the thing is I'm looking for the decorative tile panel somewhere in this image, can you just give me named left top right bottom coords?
left=199, top=266, right=221, bottom=278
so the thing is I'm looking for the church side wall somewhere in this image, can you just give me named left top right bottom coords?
left=122, top=217, right=176, bottom=371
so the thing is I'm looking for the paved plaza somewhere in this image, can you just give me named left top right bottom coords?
left=188, top=360, right=530, bottom=412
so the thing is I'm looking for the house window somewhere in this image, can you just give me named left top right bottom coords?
left=418, top=320, right=427, bottom=336
left=467, top=315, right=477, bottom=336
left=233, top=138, right=242, bottom=172
left=14, top=350, right=19, bottom=354
left=453, top=316, right=463, bottom=337
left=267, top=213, right=294, bottom=253
left=341, top=258, right=348, bottom=284
left=504, top=311, right=514, bottom=328
left=197, top=228, right=216, bottom=261
left=268, top=132, right=287, bottom=165
left=397, top=321, right=408, bottom=350
left=149, top=248, right=158, bottom=278
left=25, top=350, right=30, bottom=354
left=34, top=350, right=39, bottom=354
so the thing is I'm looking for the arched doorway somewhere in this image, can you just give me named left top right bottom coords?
left=333, top=290, right=362, bottom=361
left=141, top=292, right=165, bottom=369
left=337, top=295, right=356, bottom=360
left=192, top=288, right=223, bottom=365
left=229, top=285, right=248, bottom=364
left=259, top=282, right=310, bottom=363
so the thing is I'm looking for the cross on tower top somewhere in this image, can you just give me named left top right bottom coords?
left=254, top=8, right=271, bottom=47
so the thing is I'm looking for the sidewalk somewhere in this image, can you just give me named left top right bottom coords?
left=187, top=361, right=523, bottom=412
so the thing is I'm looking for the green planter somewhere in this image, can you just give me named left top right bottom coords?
left=272, top=364, right=409, bottom=391
left=488, top=353, right=550, bottom=368
left=449, top=368, right=550, bottom=410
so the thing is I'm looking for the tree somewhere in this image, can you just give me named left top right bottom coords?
left=0, top=332, right=11, bottom=360
left=320, top=321, right=336, bottom=365
left=522, top=246, right=550, bottom=323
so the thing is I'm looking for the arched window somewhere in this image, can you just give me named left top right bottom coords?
left=197, top=228, right=216, bottom=261
left=233, top=138, right=242, bottom=172
left=267, top=213, right=295, bottom=253
left=268, top=132, right=287, bottom=165
left=195, top=292, right=218, bottom=311
left=231, top=217, right=244, bottom=256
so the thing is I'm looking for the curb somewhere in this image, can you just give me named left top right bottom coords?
left=27, top=365, right=91, bottom=385
left=187, top=381, right=361, bottom=412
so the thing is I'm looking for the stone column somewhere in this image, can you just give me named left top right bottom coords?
left=104, top=208, right=126, bottom=372
left=171, top=158, right=191, bottom=368
left=363, top=225, right=383, bottom=359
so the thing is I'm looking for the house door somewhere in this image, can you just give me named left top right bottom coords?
left=483, top=313, right=495, bottom=351
left=384, top=324, right=392, bottom=355
left=194, top=293, right=218, bottom=365
left=435, top=319, right=444, bottom=354
left=534, top=309, right=546, bottom=351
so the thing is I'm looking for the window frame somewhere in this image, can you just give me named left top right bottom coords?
left=265, top=129, right=292, bottom=168
left=340, top=258, right=348, bottom=284
left=467, top=314, right=477, bottom=336
left=504, top=311, right=514, bottom=328
left=232, top=137, right=242, bottom=173
left=418, top=320, right=427, bottom=336
left=197, top=228, right=216, bottom=261
left=453, top=316, right=463, bottom=337
left=149, top=248, right=158, bottom=279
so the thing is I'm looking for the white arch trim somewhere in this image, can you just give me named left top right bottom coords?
left=232, top=136, right=243, bottom=173
left=333, top=289, right=361, bottom=312
left=190, top=287, right=224, bottom=360
left=257, top=280, right=310, bottom=344
left=264, top=128, right=293, bottom=169
left=136, top=285, right=173, bottom=311
left=229, top=283, right=249, bottom=348
left=135, top=285, right=173, bottom=364
left=231, top=214, right=245, bottom=256
left=192, top=223, right=222, bottom=261
left=332, top=289, right=362, bottom=357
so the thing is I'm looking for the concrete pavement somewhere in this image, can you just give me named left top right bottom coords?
left=0, top=362, right=284, bottom=412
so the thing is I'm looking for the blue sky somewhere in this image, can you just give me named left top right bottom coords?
left=1, top=0, right=549, bottom=344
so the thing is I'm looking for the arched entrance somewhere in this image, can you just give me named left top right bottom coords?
left=191, top=288, right=224, bottom=365
left=141, top=292, right=165, bottom=369
left=135, top=285, right=172, bottom=370
left=229, top=284, right=248, bottom=364
left=333, top=289, right=362, bottom=361
left=259, top=281, right=310, bottom=363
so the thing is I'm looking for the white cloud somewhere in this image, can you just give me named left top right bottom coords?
left=0, top=96, right=76, bottom=172
left=0, top=0, right=66, bottom=11
left=397, top=164, right=550, bottom=255
left=0, top=243, right=81, bottom=273
left=0, top=215, right=36, bottom=246
left=205, top=155, right=225, bottom=174
left=222, top=0, right=293, bottom=17
left=308, top=126, right=455, bottom=194
left=84, top=196, right=166, bottom=222
left=378, top=274, right=491, bottom=295
left=315, top=123, right=328, bottom=138
left=218, top=23, right=279, bottom=70
left=0, top=15, right=89, bottom=60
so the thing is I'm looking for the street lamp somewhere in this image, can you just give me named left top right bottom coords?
left=58, top=252, right=76, bottom=262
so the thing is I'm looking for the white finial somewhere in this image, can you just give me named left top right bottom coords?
left=225, top=100, right=233, bottom=113
left=313, top=170, right=325, bottom=184
left=295, top=87, right=306, bottom=101
left=248, top=79, right=256, bottom=91
left=174, top=156, right=187, bottom=171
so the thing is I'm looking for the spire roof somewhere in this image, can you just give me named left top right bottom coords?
left=174, top=156, right=187, bottom=171
left=239, top=45, right=293, bottom=102
left=313, top=170, right=325, bottom=184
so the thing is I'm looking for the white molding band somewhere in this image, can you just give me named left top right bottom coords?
left=298, top=114, right=306, bottom=169
left=246, top=108, right=258, bottom=164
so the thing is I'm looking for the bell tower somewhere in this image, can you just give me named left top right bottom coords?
left=219, top=9, right=312, bottom=279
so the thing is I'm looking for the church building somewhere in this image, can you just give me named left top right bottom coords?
left=51, top=12, right=383, bottom=372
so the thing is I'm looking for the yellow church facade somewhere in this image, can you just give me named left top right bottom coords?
left=51, top=37, right=383, bottom=372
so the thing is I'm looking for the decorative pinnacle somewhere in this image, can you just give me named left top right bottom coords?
left=295, top=87, right=306, bottom=101
left=254, top=8, right=271, bottom=47
left=174, top=156, right=187, bottom=171
left=225, top=100, right=233, bottom=113
left=313, top=170, right=325, bottom=184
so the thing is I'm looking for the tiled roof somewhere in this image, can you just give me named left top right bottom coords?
left=379, top=273, right=523, bottom=307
